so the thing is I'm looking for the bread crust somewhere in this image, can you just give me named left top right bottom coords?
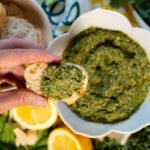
left=24, top=63, right=88, bottom=105
left=0, top=2, right=6, bottom=34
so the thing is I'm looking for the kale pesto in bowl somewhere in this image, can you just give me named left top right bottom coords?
left=49, top=9, right=150, bottom=137
left=62, top=27, right=150, bottom=123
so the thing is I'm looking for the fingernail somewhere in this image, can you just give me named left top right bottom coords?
left=34, top=99, right=48, bottom=107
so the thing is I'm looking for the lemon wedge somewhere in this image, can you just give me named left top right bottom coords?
left=48, top=127, right=92, bottom=150
left=12, top=102, right=58, bottom=130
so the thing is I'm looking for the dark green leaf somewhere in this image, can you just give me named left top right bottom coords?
left=134, top=0, right=150, bottom=25
left=0, top=141, right=16, bottom=150
left=110, top=0, right=134, bottom=8
left=0, top=123, right=15, bottom=144
left=0, top=115, right=7, bottom=133
left=92, top=137, right=123, bottom=150
left=125, top=125, right=150, bottom=149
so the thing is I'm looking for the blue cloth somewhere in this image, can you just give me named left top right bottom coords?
left=36, top=0, right=94, bottom=37
left=36, top=0, right=142, bottom=37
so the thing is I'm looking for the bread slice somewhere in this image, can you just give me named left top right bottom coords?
left=0, top=2, right=6, bottom=34
left=1, top=16, right=41, bottom=43
left=24, top=63, right=88, bottom=105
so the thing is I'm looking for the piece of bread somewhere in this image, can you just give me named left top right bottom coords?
left=0, top=2, right=6, bottom=34
left=24, top=63, right=88, bottom=105
left=1, top=16, right=41, bottom=43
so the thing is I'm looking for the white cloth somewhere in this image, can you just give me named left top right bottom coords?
left=36, top=0, right=94, bottom=37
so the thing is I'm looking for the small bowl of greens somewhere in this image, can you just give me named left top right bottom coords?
left=49, top=9, right=150, bottom=138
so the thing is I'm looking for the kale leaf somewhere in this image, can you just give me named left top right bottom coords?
left=110, top=0, right=134, bottom=8
left=110, top=0, right=150, bottom=25
left=134, top=0, right=150, bottom=25
left=92, top=137, right=123, bottom=150
left=125, top=125, right=150, bottom=150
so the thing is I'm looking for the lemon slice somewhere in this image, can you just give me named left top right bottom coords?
left=48, top=127, right=92, bottom=150
left=12, top=102, right=58, bottom=130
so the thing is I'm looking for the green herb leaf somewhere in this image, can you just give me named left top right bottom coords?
left=110, top=0, right=134, bottom=8
left=0, top=142, right=16, bottom=150
left=0, top=115, right=15, bottom=145
left=125, top=125, right=150, bottom=149
left=30, top=130, right=49, bottom=149
left=92, top=137, right=123, bottom=150
left=134, top=0, right=150, bottom=25
left=0, top=115, right=7, bottom=133
left=0, top=123, right=15, bottom=144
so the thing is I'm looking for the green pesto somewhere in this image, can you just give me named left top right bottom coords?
left=40, top=64, right=84, bottom=100
left=62, top=26, right=150, bottom=123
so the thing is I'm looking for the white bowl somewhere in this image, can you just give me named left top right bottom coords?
left=1, top=0, right=52, bottom=48
left=49, top=9, right=150, bottom=138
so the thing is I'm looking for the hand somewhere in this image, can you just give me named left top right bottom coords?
left=0, top=38, right=61, bottom=113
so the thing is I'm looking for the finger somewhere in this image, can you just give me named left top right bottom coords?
left=0, top=38, right=44, bottom=50
left=0, top=66, right=26, bottom=88
left=0, top=49, right=61, bottom=69
left=0, top=73, right=26, bottom=88
left=0, top=89, right=48, bottom=114
left=9, top=65, right=25, bottom=78
left=0, top=74, right=16, bottom=86
left=0, top=65, right=25, bottom=77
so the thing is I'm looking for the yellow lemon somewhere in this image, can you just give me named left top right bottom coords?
left=12, top=102, right=58, bottom=130
left=48, top=127, right=92, bottom=150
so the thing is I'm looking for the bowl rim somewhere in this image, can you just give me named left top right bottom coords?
left=3, top=0, right=53, bottom=48
left=49, top=8, right=150, bottom=138
left=27, top=0, right=53, bottom=48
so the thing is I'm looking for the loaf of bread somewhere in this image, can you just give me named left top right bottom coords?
left=24, top=63, right=88, bottom=105
left=4, top=2, right=24, bottom=18
left=1, top=16, right=41, bottom=43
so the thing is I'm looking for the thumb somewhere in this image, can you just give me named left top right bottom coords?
left=0, top=89, right=48, bottom=114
